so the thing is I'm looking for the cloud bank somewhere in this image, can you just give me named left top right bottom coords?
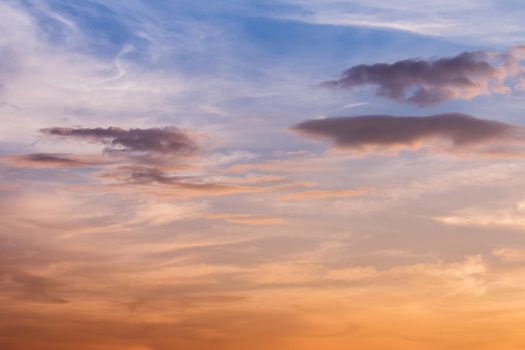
left=292, top=113, right=523, bottom=155
left=323, top=47, right=525, bottom=105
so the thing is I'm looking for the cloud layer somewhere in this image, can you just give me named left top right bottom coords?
left=323, top=47, right=525, bottom=105
left=292, top=113, right=523, bottom=155
left=4, top=1, right=525, bottom=349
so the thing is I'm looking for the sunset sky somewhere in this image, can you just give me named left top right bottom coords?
left=2, top=1, right=525, bottom=349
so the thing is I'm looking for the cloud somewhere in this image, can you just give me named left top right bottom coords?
left=105, top=166, right=192, bottom=185
left=435, top=200, right=525, bottom=228
left=99, top=166, right=267, bottom=199
left=279, top=188, right=370, bottom=201
left=3, top=153, right=104, bottom=168
left=492, top=248, right=525, bottom=263
left=2, top=270, right=69, bottom=304
left=0, top=235, right=70, bottom=304
left=40, top=127, right=198, bottom=155
left=322, top=47, right=525, bottom=106
left=128, top=200, right=208, bottom=226
left=207, top=213, right=287, bottom=225
left=292, top=113, right=524, bottom=156
left=274, top=1, right=525, bottom=45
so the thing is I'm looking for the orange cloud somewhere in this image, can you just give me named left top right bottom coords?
left=207, top=213, right=287, bottom=225
left=279, top=187, right=371, bottom=201
left=3, top=153, right=109, bottom=168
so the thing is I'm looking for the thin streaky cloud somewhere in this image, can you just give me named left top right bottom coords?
left=207, top=213, right=287, bottom=226
left=3, top=153, right=106, bottom=168
left=274, top=0, right=525, bottom=44
left=279, top=188, right=371, bottom=201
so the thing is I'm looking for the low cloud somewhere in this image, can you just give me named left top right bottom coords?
left=323, top=47, right=525, bottom=106
left=41, top=126, right=198, bottom=155
left=292, top=113, right=524, bottom=156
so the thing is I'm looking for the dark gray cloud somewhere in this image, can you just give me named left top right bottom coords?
left=323, top=47, right=525, bottom=106
left=292, top=113, right=523, bottom=155
left=41, top=126, right=198, bottom=155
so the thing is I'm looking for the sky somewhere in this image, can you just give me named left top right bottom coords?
left=1, top=1, right=525, bottom=349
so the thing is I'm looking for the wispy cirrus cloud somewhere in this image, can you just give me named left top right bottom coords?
left=274, top=0, right=525, bottom=44
left=322, top=47, right=525, bottom=106
left=292, top=113, right=524, bottom=156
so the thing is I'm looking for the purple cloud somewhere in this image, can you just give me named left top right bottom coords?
left=41, top=127, right=197, bottom=155
left=292, top=113, right=523, bottom=155
left=323, top=47, right=525, bottom=106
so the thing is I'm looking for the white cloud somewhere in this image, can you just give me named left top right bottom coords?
left=275, top=0, right=525, bottom=44
left=435, top=199, right=525, bottom=228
